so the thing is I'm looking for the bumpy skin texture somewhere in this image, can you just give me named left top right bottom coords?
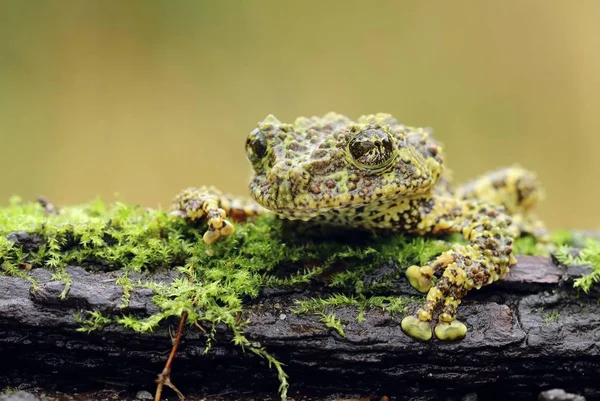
left=170, top=186, right=262, bottom=244
left=171, top=112, right=547, bottom=341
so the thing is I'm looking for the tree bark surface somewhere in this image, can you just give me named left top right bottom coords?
left=0, top=255, right=599, bottom=400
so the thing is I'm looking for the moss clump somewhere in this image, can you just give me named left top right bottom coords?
left=0, top=197, right=455, bottom=399
left=513, top=230, right=600, bottom=293
left=542, top=310, right=560, bottom=326
left=513, top=235, right=547, bottom=256
left=294, top=293, right=420, bottom=329
left=553, top=232, right=600, bottom=293
left=0, top=196, right=186, bottom=276
left=2, top=197, right=583, bottom=399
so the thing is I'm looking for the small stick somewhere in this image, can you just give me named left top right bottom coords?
left=37, top=196, right=58, bottom=215
left=155, top=312, right=187, bottom=401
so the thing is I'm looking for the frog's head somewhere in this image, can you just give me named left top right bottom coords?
left=245, top=113, right=444, bottom=220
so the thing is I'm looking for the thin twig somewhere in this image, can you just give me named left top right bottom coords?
left=37, top=195, right=58, bottom=215
left=155, top=312, right=187, bottom=401
left=194, top=320, right=206, bottom=334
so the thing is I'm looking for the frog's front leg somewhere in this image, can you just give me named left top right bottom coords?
left=400, top=197, right=516, bottom=341
left=170, top=186, right=262, bottom=244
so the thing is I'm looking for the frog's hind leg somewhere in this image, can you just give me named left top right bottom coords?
left=170, top=186, right=263, bottom=244
left=456, top=166, right=548, bottom=240
left=401, top=199, right=516, bottom=341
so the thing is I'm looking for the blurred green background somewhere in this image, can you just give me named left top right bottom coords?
left=0, top=1, right=598, bottom=229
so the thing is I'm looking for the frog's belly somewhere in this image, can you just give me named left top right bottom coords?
left=274, top=196, right=434, bottom=232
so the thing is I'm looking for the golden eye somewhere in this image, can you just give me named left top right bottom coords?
left=347, top=128, right=396, bottom=172
left=245, top=129, right=268, bottom=167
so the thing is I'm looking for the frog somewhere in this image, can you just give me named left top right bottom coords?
left=170, top=112, right=547, bottom=341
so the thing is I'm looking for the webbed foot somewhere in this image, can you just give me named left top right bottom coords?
left=405, top=265, right=432, bottom=293
left=202, top=219, right=235, bottom=245
left=400, top=315, right=432, bottom=341
left=403, top=243, right=512, bottom=341
left=405, top=252, right=455, bottom=293
left=434, top=319, right=467, bottom=341
left=400, top=194, right=519, bottom=342
left=170, top=186, right=238, bottom=244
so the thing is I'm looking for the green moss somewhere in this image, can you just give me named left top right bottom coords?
left=51, top=270, right=72, bottom=300
left=115, top=271, right=133, bottom=309
left=293, top=293, right=419, bottom=325
left=513, top=235, right=546, bottom=256
left=1, top=387, right=16, bottom=395
left=1, top=197, right=574, bottom=399
left=554, top=236, right=600, bottom=293
left=319, top=312, right=345, bottom=337
left=74, top=310, right=111, bottom=333
left=513, top=230, right=600, bottom=293
left=0, top=197, right=186, bottom=275
left=294, top=294, right=359, bottom=315
left=542, top=310, right=560, bottom=325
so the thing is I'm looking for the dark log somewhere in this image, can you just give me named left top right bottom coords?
left=0, top=256, right=599, bottom=401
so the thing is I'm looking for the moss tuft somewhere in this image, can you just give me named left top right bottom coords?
left=2, top=198, right=582, bottom=399
left=319, top=312, right=346, bottom=337
left=513, top=235, right=546, bottom=256
left=542, top=310, right=560, bottom=325
left=554, top=236, right=600, bottom=293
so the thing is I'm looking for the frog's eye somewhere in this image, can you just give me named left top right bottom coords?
left=347, top=128, right=396, bottom=172
left=245, top=129, right=268, bottom=167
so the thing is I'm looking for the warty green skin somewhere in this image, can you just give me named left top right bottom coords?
left=171, top=112, right=547, bottom=341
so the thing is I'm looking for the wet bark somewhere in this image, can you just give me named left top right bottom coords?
left=0, top=255, right=598, bottom=401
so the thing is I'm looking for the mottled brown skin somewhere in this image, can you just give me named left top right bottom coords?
left=171, top=112, right=547, bottom=341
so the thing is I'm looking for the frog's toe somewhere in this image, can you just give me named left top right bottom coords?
left=207, top=207, right=227, bottom=228
left=406, top=265, right=433, bottom=293
left=203, top=219, right=235, bottom=245
left=203, top=229, right=221, bottom=245
left=209, top=216, right=224, bottom=229
left=220, top=220, right=235, bottom=236
left=401, top=316, right=433, bottom=341
left=187, top=208, right=205, bottom=220
left=434, top=319, right=467, bottom=341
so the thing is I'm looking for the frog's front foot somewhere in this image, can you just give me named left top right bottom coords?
left=202, top=209, right=235, bottom=245
left=405, top=252, right=455, bottom=293
left=434, top=319, right=467, bottom=341
left=402, top=245, right=513, bottom=341
left=170, top=186, right=236, bottom=245
left=405, top=265, right=433, bottom=293
left=400, top=316, right=432, bottom=341
left=400, top=315, right=467, bottom=341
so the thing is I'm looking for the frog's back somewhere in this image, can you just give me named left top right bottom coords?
left=245, top=112, right=445, bottom=229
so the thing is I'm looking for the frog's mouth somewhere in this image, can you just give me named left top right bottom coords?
left=249, top=145, right=441, bottom=221
left=249, top=177, right=412, bottom=221
left=257, top=203, right=364, bottom=222
left=249, top=175, right=357, bottom=217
